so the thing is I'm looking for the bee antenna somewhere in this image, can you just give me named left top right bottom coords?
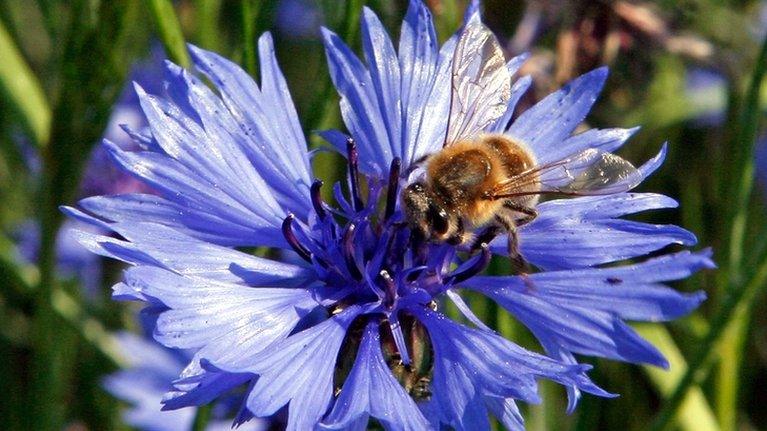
left=444, top=243, right=491, bottom=285
left=346, top=137, right=365, bottom=211
left=385, top=157, right=401, bottom=221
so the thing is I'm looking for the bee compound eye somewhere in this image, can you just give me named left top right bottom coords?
left=429, top=207, right=450, bottom=236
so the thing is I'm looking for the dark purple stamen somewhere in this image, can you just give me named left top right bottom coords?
left=385, top=157, right=401, bottom=221
left=346, top=137, right=364, bottom=211
left=310, top=180, right=326, bottom=220
left=282, top=214, right=312, bottom=263
left=380, top=270, right=396, bottom=309
left=411, top=232, right=429, bottom=267
left=342, top=222, right=363, bottom=280
left=444, top=243, right=492, bottom=285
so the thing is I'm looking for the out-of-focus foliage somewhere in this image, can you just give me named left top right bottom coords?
left=0, top=0, right=766, bottom=430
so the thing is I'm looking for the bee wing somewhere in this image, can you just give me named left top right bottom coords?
left=488, top=149, right=643, bottom=199
left=444, top=17, right=511, bottom=147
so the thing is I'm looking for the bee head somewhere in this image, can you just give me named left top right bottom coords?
left=402, top=182, right=450, bottom=240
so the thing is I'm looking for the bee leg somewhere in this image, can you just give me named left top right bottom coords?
left=502, top=201, right=538, bottom=227
left=446, top=218, right=465, bottom=245
left=470, top=225, right=501, bottom=252
left=404, top=154, right=430, bottom=175
left=494, top=215, right=530, bottom=274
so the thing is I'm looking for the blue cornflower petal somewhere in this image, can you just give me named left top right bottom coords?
left=490, top=71, right=532, bottom=133
left=77, top=194, right=264, bottom=247
left=189, top=35, right=312, bottom=211
left=361, top=7, right=403, bottom=165
left=398, top=0, right=438, bottom=159
left=99, top=139, right=286, bottom=248
left=322, top=321, right=430, bottom=430
left=484, top=397, right=524, bottom=431
left=120, top=267, right=318, bottom=363
left=541, top=126, right=641, bottom=164
left=323, top=0, right=478, bottom=173
left=244, top=307, right=364, bottom=431
left=64, top=218, right=311, bottom=285
left=412, top=309, right=602, bottom=430
left=322, top=27, right=392, bottom=174
left=510, top=192, right=697, bottom=269
left=507, top=67, right=608, bottom=164
left=462, top=250, right=712, bottom=366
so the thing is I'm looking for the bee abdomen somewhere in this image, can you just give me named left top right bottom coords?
left=480, top=134, right=536, bottom=178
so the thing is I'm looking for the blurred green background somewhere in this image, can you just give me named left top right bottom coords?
left=0, top=0, right=766, bottom=430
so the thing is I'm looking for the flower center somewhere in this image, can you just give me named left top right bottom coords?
left=279, top=139, right=494, bottom=399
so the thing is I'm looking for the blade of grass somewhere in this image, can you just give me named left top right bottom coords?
left=714, top=23, right=767, bottom=431
left=241, top=0, right=259, bottom=77
left=0, top=19, right=51, bottom=146
left=146, top=0, right=190, bottom=66
left=29, top=1, right=149, bottom=428
left=636, top=325, right=719, bottom=431
left=195, top=0, right=222, bottom=50
left=649, top=254, right=767, bottom=431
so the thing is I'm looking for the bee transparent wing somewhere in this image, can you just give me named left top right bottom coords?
left=488, top=149, right=643, bottom=199
left=444, top=17, right=511, bottom=147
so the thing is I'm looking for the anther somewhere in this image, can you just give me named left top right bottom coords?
left=346, top=137, right=364, bottom=211
left=444, top=243, right=491, bottom=285
left=310, top=180, right=326, bottom=220
left=380, top=270, right=396, bottom=309
left=385, top=157, right=401, bottom=221
left=281, top=214, right=312, bottom=263
left=342, top=222, right=363, bottom=280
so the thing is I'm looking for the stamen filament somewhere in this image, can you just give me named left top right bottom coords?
left=282, top=214, right=312, bottom=263
left=380, top=269, right=397, bottom=309
left=342, top=222, right=363, bottom=280
left=346, top=137, right=364, bottom=211
left=310, top=180, right=327, bottom=220
left=385, top=157, right=401, bottom=221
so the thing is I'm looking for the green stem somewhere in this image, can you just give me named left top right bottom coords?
left=191, top=403, right=213, bottom=431
left=146, top=0, right=190, bottom=67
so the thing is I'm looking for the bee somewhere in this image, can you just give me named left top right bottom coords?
left=402, top=16, right=642, bottom=269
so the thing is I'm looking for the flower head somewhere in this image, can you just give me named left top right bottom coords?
left=66, top=1, right=710, bottom=429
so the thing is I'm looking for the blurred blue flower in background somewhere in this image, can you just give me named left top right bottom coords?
left=63, top=0, right=712, bottom=429
left=12, top=51, right=160, bottom=296
left=275, top=0, right=323, bottom=40
left=685, top=67, right=727, bottom=127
